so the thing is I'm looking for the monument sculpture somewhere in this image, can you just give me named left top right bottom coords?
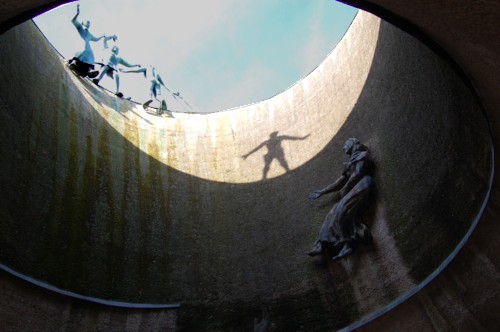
left=92, top=45, right=143, bottom=98
left=307, top=138, right=374, bottom=260
left=141, top=66, right=169, bottom=115
left=68, top=4, right=115, bottom=78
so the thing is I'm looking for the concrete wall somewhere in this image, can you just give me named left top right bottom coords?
left=0, top=0, right=73, bottom=34
left=0, top=8, right=492, bottom=332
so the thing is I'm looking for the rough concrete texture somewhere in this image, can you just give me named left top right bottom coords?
left=0, top=1, right=497, bottom=331
left=0, top=269, right=177, bottom=332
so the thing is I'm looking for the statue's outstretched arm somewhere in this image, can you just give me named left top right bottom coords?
left=119, top=68, right=146, bottom=74
left=157, top=74, right=170, bottom=91
left=117, top=58, right=141, bottom=68
left=309, top=174, right=348, bottom=200
left=71, top=4, right=80, bottom=28
left=103, top=35, right=117, bottom=49
left=90, top=34, right=106, bottom=42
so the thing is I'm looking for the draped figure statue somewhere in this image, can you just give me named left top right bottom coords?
left=307, top=138, right=374, bottom=260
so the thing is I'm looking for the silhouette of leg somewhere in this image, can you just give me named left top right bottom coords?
left=278, top=157, right=290, bottom=172
left=262, top=163, right=270, bottom=180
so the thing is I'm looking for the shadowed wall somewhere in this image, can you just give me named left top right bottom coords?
left=0, top=3, right=495, bottom=331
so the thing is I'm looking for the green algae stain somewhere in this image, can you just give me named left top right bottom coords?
left=42, top=104, right=100, bottom=292
left=58, top=108, right=83, bottom=288
left=92, top=121, right=121, bottom=291
left=120, top=121, right=143, bottom=292
left=41, top=85, right=67, bottom=282
left=137, top=137, right=169, bottom=290
left=167, top=121, right=184, bottom=168
left=79, top=136, right=96, bottom=250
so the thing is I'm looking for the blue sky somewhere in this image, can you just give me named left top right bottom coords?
left=34, top=0, right=357, bottom=112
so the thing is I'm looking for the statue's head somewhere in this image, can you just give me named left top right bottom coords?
left=112, top=46, right=119, bottom=55
left=270, top=131, right=278, bottom=138
left=83, top=20, right=90, bottom=29
left=343, top=138, right=360, bottom=154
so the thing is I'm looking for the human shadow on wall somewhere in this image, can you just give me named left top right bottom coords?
left=241, top=131, right=310, bottom=180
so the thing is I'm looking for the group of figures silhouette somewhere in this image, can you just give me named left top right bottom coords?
left=243, top=135, right=375, bottom=262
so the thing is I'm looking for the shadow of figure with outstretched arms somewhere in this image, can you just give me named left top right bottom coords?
left=242, top=131, right=310, bottom=180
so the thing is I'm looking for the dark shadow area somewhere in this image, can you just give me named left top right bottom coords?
left=0, top=269, right=177, bottom=331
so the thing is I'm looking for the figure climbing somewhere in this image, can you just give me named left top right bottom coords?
left=92, top=45, right=143, bottom=98
left=67, top=4, right=116, bottom=78
left=142, top=66, right=170, bottom=115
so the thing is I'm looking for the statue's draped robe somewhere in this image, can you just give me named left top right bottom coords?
left=317, top=149, right=373, bottom=247
left=73, top=22, right=96, bottom=65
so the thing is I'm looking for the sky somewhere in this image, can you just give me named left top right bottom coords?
left=34, top=0, right=357, bottom=113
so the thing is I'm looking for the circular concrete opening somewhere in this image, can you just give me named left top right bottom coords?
left=0, top=5, right=493, bottom=331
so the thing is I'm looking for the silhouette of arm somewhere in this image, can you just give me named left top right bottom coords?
left=280, top=134, right=310, bottom=141
left=242, top=142, right=266, bottom=159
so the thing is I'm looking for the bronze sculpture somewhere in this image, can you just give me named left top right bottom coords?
left=307, top=138, right=374, bottom=260
left=68, top=4, right=115, bottom=78
left=92, top=45, right=143, bottom=98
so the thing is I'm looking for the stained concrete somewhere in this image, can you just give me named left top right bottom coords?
left=0, top=1, right=497, bottom=331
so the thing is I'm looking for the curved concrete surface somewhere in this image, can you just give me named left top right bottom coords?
left=0, top=1, right=498, bottom=331
left=0, top=0, right=72, bottom=34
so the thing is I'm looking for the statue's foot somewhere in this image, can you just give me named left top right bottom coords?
left=306, top=243, right=323, bottom=256
left=142, top=100, right=153, bottom=109
left=87, top=70, right=99, bottom=79
left=92, top=79, right=100, bottom=85
left=332, top=244, right=353, bottom=260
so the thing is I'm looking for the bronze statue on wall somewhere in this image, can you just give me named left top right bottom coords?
left=307, top=138, right=374, bottom=260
